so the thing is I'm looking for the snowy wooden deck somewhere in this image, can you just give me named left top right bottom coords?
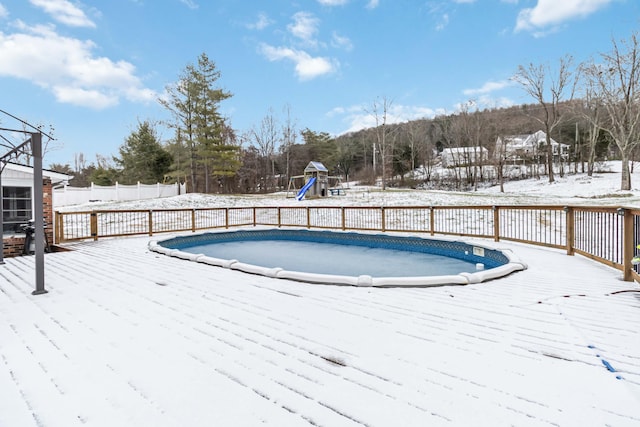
left=1, top=234, right=639, bottom=426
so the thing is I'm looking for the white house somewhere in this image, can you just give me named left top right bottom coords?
left=496, top=130, right=569, bottom=164
left=441, top=146, right=489, bottom=168
left=1, top=162, right=71, bottom=257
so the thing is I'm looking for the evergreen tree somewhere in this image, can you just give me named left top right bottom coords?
left=116, top=120, right=172, bottom=184
left=301, top=128, right=336, bottom=169
left=159, top=53, right=236, bottom=193
left=90, top=166, right=118, bottom=186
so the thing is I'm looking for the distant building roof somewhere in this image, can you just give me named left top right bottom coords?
left=441, top=147, right=488, bottom=154
left=499, top=130, right=567, bottom=149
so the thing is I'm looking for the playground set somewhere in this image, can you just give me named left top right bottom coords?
left=286, top=161, right=345, bottom=200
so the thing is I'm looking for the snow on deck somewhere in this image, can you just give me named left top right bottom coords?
left=1, top=234, right=639, bottom=426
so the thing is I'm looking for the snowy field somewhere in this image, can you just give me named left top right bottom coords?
left=1, top=163, right=639, bottom=426
left=57, top=162, right=640, bottom=213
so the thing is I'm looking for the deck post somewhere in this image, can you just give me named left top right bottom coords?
left=429, top=207, right=435, bottom=236
left=148, top=210, right=153, bottom=236
left=621, top=208, right=634, bottom=282
left=54, top=211, right=62, bottom=244
left=90, top=212, right=98, bottom=241
left=381, top=207, right=386, bottom=232
left=493, top=206, right=500, bottom=242
left=564, top=206, right=574, bottom=255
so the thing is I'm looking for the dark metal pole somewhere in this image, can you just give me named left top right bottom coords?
left=31, top=132, right=47, bottom=295
left=0, top=163, right=4, bottom=265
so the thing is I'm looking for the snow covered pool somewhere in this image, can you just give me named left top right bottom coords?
left=149, top=229, right=527, bottom=287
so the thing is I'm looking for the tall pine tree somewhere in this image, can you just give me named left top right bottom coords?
left=160, top=53, right=239, bottom=193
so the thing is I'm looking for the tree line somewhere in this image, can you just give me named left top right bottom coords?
left=51, top=32, right=640, bottom=192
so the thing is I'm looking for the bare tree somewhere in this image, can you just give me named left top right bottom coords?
left=405, top=120, right=429, bottom=179
left=583, top=33, right=640, bottom=190
left=454, top=100, right=489, bottom=190
left=251, top=109, right=280, bottom=192
left=572, top=90, right=605, bottom=177
left=74, top=152, right=87, bottom=174
left=512, top=55, right=577, bottom=183
left=367, top=96, right=393, bottom=190
left=281, top=104, right=297, bottom=186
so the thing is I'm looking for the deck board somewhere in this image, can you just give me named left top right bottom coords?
left=1, top=234, right=639, bottom=426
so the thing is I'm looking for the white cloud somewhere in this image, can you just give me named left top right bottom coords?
left=317, top=0, right=349, bottom=5
left=515, top=0, right=613, bottom=32
left=53, top=86, right=118, bottom=109
left=259, top=43, right=336, bottom=80
left=463, top=80, right=512, bottom=96
left=316, top=0, right=377, bottom=7
left=179, top=0, right=198, bottom=10
left=331, top=31, right=353, bottom=51
left=247, top=12, right=272, bottom=30
left=0, top=23, right=156, bottom=109
left=454, top=96, right=514, bottom=112
left=288, top=11, right=320, bottom=45
left=29, top=0, right=95, bottom=28
left=436, top=13, right=449, bottom=31
left=330, top=103, right=441, bottom=134
left=0, top=3, right=8, bottom=19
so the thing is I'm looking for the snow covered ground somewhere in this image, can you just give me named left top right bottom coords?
left=1, top=163, right=639, bottom=426
left=57, top=162, right=640, bottom=212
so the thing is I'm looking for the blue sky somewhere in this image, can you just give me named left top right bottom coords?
left=0, top=0, right=638, bottom=168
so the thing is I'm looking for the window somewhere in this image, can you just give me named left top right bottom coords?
left=2, top=186, right=32, bottom=234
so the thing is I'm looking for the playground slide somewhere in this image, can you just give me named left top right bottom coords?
left=295, top=177, right=317, bottom=201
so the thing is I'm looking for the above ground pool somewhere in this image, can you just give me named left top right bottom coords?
left=149, top=229, right=527, bottom=287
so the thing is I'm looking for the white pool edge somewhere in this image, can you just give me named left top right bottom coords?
left=148, top=232, right=527, bottom=288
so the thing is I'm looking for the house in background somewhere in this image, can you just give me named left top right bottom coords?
left=496, top=130, right=570, bottom=164
left=1, top=163, right=71, bottom=258
left=440, top=146, right=489, bottom=168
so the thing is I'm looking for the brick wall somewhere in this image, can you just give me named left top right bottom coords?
left=2, top=178, right=53, bottom=259
left=3, top=236, right=25, bottom=257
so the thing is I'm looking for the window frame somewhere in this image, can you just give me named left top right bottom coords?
left=2, top=185, right=33, bottom=235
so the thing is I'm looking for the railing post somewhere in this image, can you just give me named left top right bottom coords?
left=564, top=206, right=574, bottom=256
left=493, top=206, right=500, bottom=242
left=278, top=207, right=282, bottom=228
left=90, top=211, right=98, bottom=241
left=306, top=207, right=310, bottom=229
left=148, top=210, right=153, bottom=236
left=429, top=207, right=435, bottom=236
left=621, top=208, right=634, bottom=282
left=225, top=208, right=229, bottom=229
left=381, top=207, right=386, bottom=232
left=253, top=207, right=257, bottom=227
left=191, top=209, right=196, bottom=232
left=341, top=207, right=346, bottom=231
left=54, top=211, right=62, bottom=244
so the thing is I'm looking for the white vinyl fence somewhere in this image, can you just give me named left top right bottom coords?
left=53, top=182, right=187, bottom=207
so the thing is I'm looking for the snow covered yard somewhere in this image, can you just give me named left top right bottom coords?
left=1, top=233, right=639, bottom=426
left=3, top=165, right=640, bottom=426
